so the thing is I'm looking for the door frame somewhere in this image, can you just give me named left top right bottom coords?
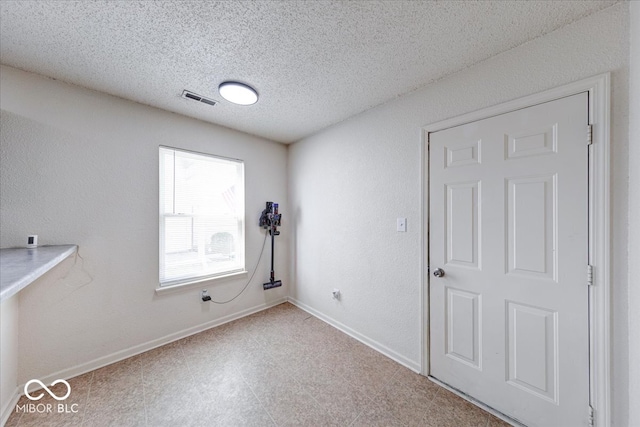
left=420, top=73, right=611, bottom=426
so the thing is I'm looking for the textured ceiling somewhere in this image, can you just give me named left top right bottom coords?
left=0, top=1, right=618, bottom=143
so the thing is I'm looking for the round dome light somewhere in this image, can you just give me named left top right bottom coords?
left=218, top=81, right=258, bottom=105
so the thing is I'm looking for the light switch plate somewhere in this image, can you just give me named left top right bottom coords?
left=397, top=218, right=406, bottom=232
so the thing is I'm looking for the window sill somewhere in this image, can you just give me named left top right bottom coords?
left=155, top=270, right=248, bottom=295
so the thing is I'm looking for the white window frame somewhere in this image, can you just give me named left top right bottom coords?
left=158, top=146, right=245, bottom=290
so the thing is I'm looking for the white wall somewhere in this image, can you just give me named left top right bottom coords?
left=0, top=296, right=18, bottom=421
left=289, top=3, right=631, bottom=426
left=628, top=2, right=640, bottom=425
left=0, top=65, right=289, bottom=387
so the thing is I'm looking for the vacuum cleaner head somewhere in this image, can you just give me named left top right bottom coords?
left=263, top=279, right=282, bottom=290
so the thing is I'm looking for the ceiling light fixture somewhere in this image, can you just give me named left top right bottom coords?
left=218, top=81, right=258, bottom=105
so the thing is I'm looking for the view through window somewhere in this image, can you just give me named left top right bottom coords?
left=159, top=147, right=245, bottom=286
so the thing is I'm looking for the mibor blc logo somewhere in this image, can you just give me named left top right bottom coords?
left=16, top=379, right=78, bottom=414
left=25, top=379, right=71, bottom=401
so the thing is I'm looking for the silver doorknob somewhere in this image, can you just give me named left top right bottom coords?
left=433, top=268, right=445, bottom=278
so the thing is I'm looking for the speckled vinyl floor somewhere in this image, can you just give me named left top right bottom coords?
left=6, top=303, right=511, bottom=427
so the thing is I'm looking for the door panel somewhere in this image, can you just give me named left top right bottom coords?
left=446, top=287, right=481, bottom=369
left=506, top=301, right=558, bottom=403
left=446, top=181, right=480, bottom=268
left=446, top=139, right=482, bottom=167
left=507, top=174, right=556, bottom=279
left=506, top=124, right=557, bottom=159
left=429, top=93, right=589, bottom=427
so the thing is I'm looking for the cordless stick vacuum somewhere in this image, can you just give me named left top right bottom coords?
left=259, top=201, right=282, bottom=290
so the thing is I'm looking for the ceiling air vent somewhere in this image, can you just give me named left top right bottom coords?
left=182, top=90, right=217, bottom=107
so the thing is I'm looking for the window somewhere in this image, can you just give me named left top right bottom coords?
left=159, top=147, right=245, bottom=286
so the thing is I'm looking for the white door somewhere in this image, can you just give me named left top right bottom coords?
left=429, top=93, right=589, bottom=426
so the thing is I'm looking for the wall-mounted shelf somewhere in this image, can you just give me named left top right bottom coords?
left=0, top=245, right=77, bottom=302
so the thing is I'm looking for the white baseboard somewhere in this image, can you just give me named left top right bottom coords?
left=1, top=388, right=20, bottom=427
left=18, top=298, right=287, bottom=395
left=287, top=297, right=421, bottom=373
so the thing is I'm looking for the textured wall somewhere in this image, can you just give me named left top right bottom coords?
left=289, top=4, right=630, bottom=425
left=628, top=2, right=640, bottom=425
left=0, top=65, right=289, bottom=385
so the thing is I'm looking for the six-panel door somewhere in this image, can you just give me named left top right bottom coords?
left=429, top=92, right=589, bottom=427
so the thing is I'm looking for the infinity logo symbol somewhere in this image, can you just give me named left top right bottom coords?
left=24, top=379, right=71, bottom=401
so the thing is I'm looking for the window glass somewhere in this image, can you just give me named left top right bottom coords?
left=159, top=147, right=244, bottom=286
